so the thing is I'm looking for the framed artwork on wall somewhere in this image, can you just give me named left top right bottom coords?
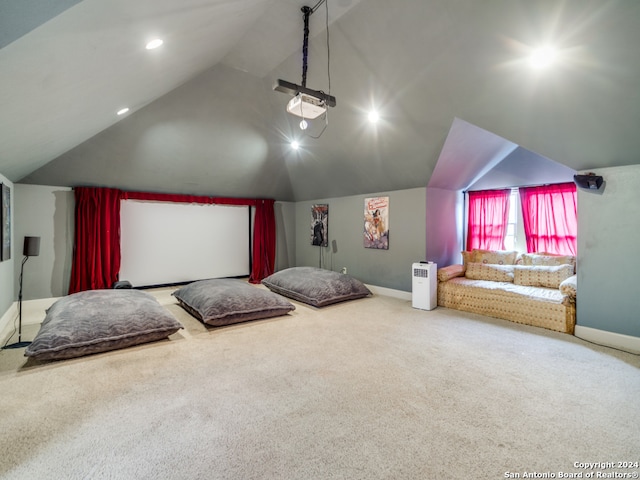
left=1, top=183, right=11, bottom=261
left=311, top=204, right=328, bottom=247
left=364, top=196, right=389, bottom=250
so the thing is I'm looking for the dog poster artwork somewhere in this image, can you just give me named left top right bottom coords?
left=311, top=204, right=328, bottom=247
left=364, top=196, right=389, bottom=250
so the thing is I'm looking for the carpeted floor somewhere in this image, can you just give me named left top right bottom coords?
left=1, top=287, right=639, bottom=480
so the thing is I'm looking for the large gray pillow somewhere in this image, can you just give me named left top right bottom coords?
left=172, top=278, right=295, bottom=326
left=25, top=290, right=183, bottom=361
left=261, top=267, right=372, bottom=307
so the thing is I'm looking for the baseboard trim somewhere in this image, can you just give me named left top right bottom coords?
left=366, top=284, right=411, bottom=301
left=574, top=325, right=640, bottom=355
left=0, top=302, right=18, bottom=346
left=1, top=297, right=61, bottom=344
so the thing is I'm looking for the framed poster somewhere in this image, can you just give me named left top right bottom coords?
left=311, top=204, right=328, bottom=247
left=364, top=196, right=389, bottom=250
left=1, top=183, right=10, bottom=261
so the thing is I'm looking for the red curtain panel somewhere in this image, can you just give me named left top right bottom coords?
left=69, top=187, right=122, bottom=294
left=519, top=182, right=577, bottom=255
left=466, top=189, right=511, bottom=251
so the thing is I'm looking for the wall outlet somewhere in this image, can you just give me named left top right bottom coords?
left=341, top=267, right=347, bottom=274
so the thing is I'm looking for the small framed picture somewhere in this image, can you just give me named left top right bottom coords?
left=364, top=196, right=389, bottom=250
left=1, top=183, right=11, bottom=261
left=311, top=204, right=328, bottom=247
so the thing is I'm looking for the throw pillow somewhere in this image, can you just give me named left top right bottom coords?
left=465, top=263, right=514, bottom=282
left=472, top=249, right=518, bottom=265
left=513, top=264, right=574, bottom=289
left=437, top=264, right=466, bottom=282
left=461, top=250, right=475, bottom=265
left=559, top=274, right=577, bottom=298
left=521, top=253, right=576, bottom=271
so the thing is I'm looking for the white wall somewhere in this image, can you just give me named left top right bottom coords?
left=577, top=165, right=640, bottom=337
left=0, top=174, right=15, bottom=315
left=14, top=185, right=74, bottom=300
left=274, top=201, right=296, bottom=272
left=426, top=187, right=463, bottom=267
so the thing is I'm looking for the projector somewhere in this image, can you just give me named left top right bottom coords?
left=286, top=93, right=327, bottom=119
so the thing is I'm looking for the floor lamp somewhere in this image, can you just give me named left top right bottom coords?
left=3, top=236, right=40, bottom=350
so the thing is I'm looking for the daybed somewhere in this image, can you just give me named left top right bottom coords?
left=437, top=250, right=577, bottom=334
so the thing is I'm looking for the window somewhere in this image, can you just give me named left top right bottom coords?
left=503, top=188, right=519, bottom=251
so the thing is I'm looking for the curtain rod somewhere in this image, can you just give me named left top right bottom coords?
left=463, top=180, right=574, bottom=194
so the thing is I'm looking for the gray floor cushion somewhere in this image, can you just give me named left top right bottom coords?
left=261, top=267, right=372, bottom=307
left=172, top=278, right=295, bottom=326
left=25, top=289, right=183, bottom=361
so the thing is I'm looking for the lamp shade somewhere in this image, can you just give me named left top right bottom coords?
left=23, top=236, right=40, bottom=257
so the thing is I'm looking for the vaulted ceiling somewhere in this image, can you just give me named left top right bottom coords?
left=2, top=0, right=639, bottom=201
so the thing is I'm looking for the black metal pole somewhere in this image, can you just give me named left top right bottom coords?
left=3, top=256, right=31, bottom=349
left=301, top=6, right=312, bottom=88
left=18, top=256, right=26, bottom=342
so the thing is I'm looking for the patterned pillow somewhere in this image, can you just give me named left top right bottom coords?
left=521, top=253, right=576, bottom=270
left=472, top=249, right=518, bottom=265
left=461, top=251, right=475, bottom=265
left=437, top=264, right=466, bottom=282
left=513, top=264, right=574, bottom=289
left=559, top=274, right=577, bottom=298
left=464, top=263, right=514, bottom=282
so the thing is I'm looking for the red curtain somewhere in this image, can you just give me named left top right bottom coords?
left=69, top=187, right=122, bottom=294
left=249, top=199, right=276, bottom=284
left=70, top=188, right=277, bottom=293
left=519, top=182, right=577, bottom=255
left=466, top=189, right=511, bottom=251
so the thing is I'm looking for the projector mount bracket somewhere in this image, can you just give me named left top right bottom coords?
left=274, top=3, right=336, bottom=109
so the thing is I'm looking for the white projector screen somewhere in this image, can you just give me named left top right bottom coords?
left=120, top=200, right=251, bottom=287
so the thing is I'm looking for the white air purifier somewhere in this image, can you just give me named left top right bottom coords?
left=412, top=262, right=437, bottom=310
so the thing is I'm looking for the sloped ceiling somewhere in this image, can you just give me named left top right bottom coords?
left=3, top=0, right=640, bottom=201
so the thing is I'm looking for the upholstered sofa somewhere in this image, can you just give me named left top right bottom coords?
left=437, top=250, right=577, bottom=334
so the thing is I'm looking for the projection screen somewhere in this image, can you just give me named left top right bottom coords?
left=119, top=200, right=251, bottom=287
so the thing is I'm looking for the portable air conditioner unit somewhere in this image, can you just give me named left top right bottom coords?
left=412, top=262, right=437, bottom=310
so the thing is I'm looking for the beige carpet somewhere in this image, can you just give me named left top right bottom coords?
left=1, top=288, right=639, bottom=480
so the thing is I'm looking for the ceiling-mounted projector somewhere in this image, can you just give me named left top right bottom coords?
left=273, top=3, right=336, bottom=133
left=286, top=93, right=327, bottom=119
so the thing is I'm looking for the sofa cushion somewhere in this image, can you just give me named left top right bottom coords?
left=521, top=253, right=576, bottom=271
left=559, top=274, right=577, bottom=299
left=438, top=264, right=466, bottom=282
left=472, top=249, right=518, bottom=265
left=461, top=251, right=475, bottom=266
left=465, top=263, right=514, bottom=282
left=514, top=264, right=574, bottom=289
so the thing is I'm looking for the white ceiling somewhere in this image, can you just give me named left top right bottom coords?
left=2, top=0, right=640, bottom=201
left=0, top=0, right=362, bottom=181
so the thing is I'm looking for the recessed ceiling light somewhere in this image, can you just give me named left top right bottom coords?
left=299, top=119, right=308, bottom=130
left=368, top=110, right=380, bottom=123
left=146, top=39, right=163, bottom=50
left=116, top=107, right=130, bottom=116
left=529, top=46, right=557, bottom=68
left=291, top=140, right=300, bottom=150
